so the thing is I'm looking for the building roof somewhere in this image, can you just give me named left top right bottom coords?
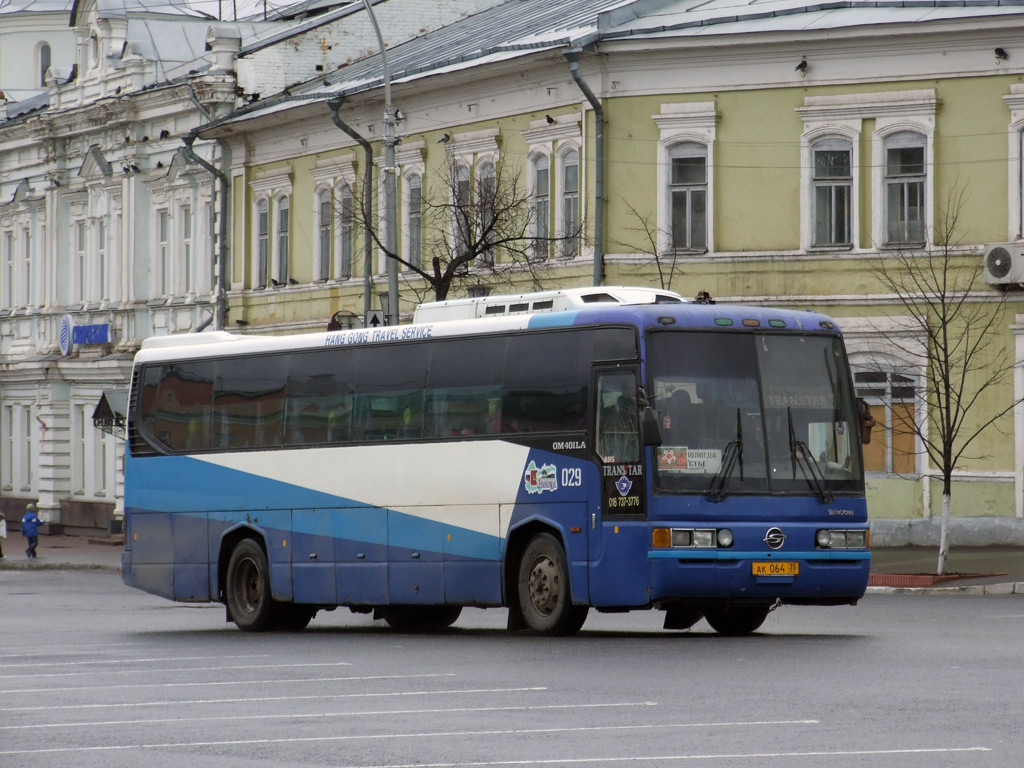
left=200, top=0, right=1024, bottom=134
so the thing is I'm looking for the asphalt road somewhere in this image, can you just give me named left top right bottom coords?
left=2, top=569, right=1022, bottom=767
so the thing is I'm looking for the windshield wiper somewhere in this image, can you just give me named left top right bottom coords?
left=787, top=407, right=834, bottom=503
left=707, top=408, right=744, bottom=503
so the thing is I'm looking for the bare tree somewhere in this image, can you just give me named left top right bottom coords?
left=869, top=187, right=1022, bottom=573
left=351, top=144, right=583, bottom=304
left=612, top=196, right=685, bottom=292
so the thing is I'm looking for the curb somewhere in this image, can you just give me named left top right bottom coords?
left=0, top=561, right=120, bottom=573
left=866, top=582, right=1024, bottom=596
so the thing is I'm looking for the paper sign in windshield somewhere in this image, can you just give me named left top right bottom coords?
left=657, top=447, right=722, bottom=474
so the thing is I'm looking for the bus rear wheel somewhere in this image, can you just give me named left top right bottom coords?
left=517, top=533, right=588, bottom=636
left=703, top=604, right=771, bottom=636
left=380, top=606, right=463, bottom=632
left=226, top=538, right=273, bottom=632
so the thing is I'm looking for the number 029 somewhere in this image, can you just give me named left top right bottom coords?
left=561, top=467, right=582, bottom=487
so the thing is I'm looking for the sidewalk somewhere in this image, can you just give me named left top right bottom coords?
left=2, top=535, right=1023, bottom=594
left=0, top=534, right=122, bottom=571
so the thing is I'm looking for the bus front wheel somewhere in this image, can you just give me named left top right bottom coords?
left=226, top=538, right=273, bottom=632
left=516, top=533, right=588, bottom=636
left=703, top=604, right=771, bottom=636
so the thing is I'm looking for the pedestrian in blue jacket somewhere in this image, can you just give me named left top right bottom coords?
left=22, top=502, right=40, bottom=559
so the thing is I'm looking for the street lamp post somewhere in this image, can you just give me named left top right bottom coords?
left=362, top=0, right=399, bottom=326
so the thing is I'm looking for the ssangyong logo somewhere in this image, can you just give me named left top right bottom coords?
left=763, top=527, right=787, bottom=550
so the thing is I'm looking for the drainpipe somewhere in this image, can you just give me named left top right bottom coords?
left=327, top=98, right=374, bottom=324
left=564, top=48, right=604, bottom=287
left=182, top=132, right=229, bottom=332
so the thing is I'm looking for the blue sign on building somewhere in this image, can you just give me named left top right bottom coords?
left=71, top=324, right=111, bottom=345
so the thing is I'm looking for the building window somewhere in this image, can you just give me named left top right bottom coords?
left=256, top=198, right=269, bottom=288
left=476, top=163, right=495, bottom=265
left=668, top=143, right=707, bottom=251
left=22, top=404, right=32, bottom=490
left=182, top=205, right=192, bottom=293
left=855, top=370, right=917, bottom=475
left=75, top=221, right=86, bottom=301
left=73, top=404, right=86, bottom=493
left=884, top=132, right=926, bottom=246
left=157, top=211, right=169, bottom=295
left=812, top=140, right=852, bottom=247
left=97, top=219, right=107, bottom=300
left=316, top=189, right=331, bottom=281
left=39, top=43, right=50, bottom=87
left=338, top=184, right=353, bottom=279
left=531, top=154, right=550, bottom=259
left=21, top=227, right=32, bottom=306
left=407, top=174, right=422, bottom=269
left=454, top=164, right=472, bottom=257
left=560, top=148, right=579, bottom=258
left=3, top=231, right=13, bottom=306
left=276, top=196, right=290, bottom=284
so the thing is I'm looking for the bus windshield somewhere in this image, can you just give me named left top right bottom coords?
left=649, top=331, right=864, bottom=497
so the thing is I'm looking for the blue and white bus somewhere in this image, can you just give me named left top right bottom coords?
left=122, top=289, right=871, bottom=635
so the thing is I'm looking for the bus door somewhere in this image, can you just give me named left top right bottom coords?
left=587, top=368, right=650, bottom=607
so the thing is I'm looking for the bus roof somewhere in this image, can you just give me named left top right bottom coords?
left=412, top=285, right=687, bottom=323
left=135, top=301, right=842, bottom=366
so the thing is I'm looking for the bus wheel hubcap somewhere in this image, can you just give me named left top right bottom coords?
left=529, top=557, right=559, bottom=615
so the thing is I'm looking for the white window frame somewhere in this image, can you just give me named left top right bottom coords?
left=310, top=156, right=357, bottom=281
left=255, top=197, right=270, bottom=288
left=181, top=203, right=193, bottom=294
left=275, top=194, right=290, bottom=284
left=1005, top=85, right=1024, bottom=241
left=523, top=116, right=581, bottom=260
left=315, top=186, right=332, bottom=281
left=2, top=229, right=13, bottom=307
left=475, top=160, right=496, bottom=265
left=666, top=142, right=708, bottom=253
left=529, top=151, right=551, bottom=260
left=881, top=131, right=928, bottom=247
left=654, top=102, right=717, bottom=255
left=403, top=172, right=423, bottom=270
left=837, top=316, right=926, bottom=479
left=249, top=169, right=293, bottom=289
left=800, top=129, right=860, bottom=251
left=157, top=209, right=170, bottom=296
left=557, top=145, right=580, bottom=259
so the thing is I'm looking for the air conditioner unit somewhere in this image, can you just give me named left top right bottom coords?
left=983, top=243, right=1024, bottom=285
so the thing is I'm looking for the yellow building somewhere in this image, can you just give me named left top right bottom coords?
left=194, top=0, right=1024, bottom=543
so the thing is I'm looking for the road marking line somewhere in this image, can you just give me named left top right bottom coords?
left=0, top=671, right=454, bottom=696
left=0, top=654, right=272, bottom=671
left=0, top=701, right=659, bottom=730
left=0, top=685, right=544, bottom=713
left=0, top=661, right=353, bottom=680
left=0, top=720, right=830, bottom=757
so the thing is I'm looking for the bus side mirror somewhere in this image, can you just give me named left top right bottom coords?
left=858, top=399, right=875, bottom=445
left=641, top=407, right=663, bottom=447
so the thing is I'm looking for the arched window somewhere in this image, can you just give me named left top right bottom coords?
left=476, top=163, right=495, bottom=265
left=884, top=131, right=926, bottom=246
left=316, top=188, right=331, bottom=281
left=276, top=195, right=290, bottom=284
left=811, top=138, right=853, bottom=247
left=531, top=154, right=550, bottom=259
left=560, top=147, right=579, bottom=258
left=338, top=184, right=354, bottom=279
left=406, top=174, right=422, bottom=269
left=453, top=163, right=472, bottom=257
left=256, top=198, right=269, bottom=288
left=39, top=43, right=51, bottom=87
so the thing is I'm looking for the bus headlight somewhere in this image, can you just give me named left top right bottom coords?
left=816, top=529, right=869, bottom=549
left=653, top=528, right=731, bottom=549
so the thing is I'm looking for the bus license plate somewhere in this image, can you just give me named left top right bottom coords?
left=752, top=561, right=799, bottom=576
